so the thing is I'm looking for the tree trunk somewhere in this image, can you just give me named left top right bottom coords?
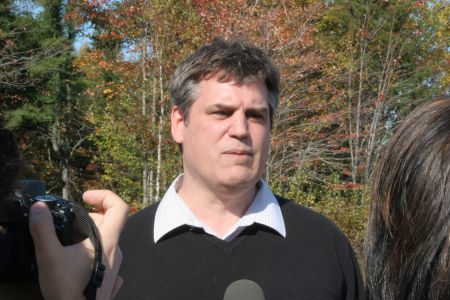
left=61, top=156, right=69, bottom=199
left=156, top=53, right=164, bottom=202
left=141, top=23, right=151, bottom=205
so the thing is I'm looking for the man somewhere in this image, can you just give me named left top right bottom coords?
left=0, top=127, right=128, bottom=300
left=118, top=38, right=364, bottom=299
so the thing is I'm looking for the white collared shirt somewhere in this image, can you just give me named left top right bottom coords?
left=153, top=175, right=286, bottom=243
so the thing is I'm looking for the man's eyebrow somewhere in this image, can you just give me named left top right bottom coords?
left=205, top=103, right=235, bottom=111
left=247, top=106, right=269, bottom=113
left=206, top=103, right=269, bottom=112
left=205, top=103, right=269, bottom=114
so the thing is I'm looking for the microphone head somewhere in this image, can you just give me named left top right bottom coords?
left=223, top=279, right=265, bottom=300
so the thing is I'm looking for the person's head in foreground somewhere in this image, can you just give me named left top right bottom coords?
left=365, top=99, right=450, bottom=300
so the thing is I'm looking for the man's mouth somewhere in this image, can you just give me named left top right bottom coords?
left=224, top=149, right=253, bottom=156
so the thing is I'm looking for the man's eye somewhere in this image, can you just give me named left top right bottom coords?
left=214, top=111, right=229, bottom=117
left=249, top=113, right=265, bottom=120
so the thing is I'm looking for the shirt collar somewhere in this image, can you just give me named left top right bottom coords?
left=153, top=175, right=286, bottom=243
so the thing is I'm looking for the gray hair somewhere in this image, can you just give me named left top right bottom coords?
left=169, top=37, right=280, bottom=126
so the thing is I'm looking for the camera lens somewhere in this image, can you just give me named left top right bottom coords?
left=33, top=195, right=58, bottom=209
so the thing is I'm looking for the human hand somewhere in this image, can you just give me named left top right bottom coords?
left=29, top=190, right=128, bottom=300
left=83, top=190, right=128, bottom=300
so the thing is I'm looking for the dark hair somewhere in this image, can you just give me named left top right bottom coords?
left=365, top=99, right=450, bottom=300
left=0, top=127, right=21, bottom=202
left=169, top=37, right=280, bottom=126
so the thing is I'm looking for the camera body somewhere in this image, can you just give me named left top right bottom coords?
left=0, top=180, right=87, bottom=280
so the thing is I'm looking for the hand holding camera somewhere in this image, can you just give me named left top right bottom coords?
left=30, top=189, right=128, bottom=300
left=0, top=181, right=128, bottom=300
left=0, top=128, right=128, bottom=299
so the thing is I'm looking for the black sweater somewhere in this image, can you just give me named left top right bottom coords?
left=117, top=197, right=364, bottom=300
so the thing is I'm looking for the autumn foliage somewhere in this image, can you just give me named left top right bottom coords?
left=2, top=0, right=449, bottom=262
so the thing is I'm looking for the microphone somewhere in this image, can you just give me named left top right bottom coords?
left=223, top=279, right=266, bottom=300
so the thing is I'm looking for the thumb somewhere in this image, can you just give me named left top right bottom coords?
left=29, top=202, right=62, bottom=257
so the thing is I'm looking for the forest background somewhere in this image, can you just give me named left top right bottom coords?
left=1, top=0, right=449, bottom=267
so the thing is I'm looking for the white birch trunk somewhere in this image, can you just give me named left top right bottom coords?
left=156, top=54, right=164, bottom=201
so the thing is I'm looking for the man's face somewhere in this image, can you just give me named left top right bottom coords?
left=171, top=74, right=271, bottom=192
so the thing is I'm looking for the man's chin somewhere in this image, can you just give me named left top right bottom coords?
left=219, top=173, right=259, bottom=189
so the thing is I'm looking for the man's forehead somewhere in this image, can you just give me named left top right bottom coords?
left=197, top=73, right=268, bottom=94
left=197, top=78, right=269, bottom=106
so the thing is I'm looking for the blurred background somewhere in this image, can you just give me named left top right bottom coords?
left=1, top=0, right=449, bottom=263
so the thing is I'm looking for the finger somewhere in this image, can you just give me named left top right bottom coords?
left=83, top=190, right=128, bottom=215
left=83, top=190, right=129, bottom=246
left=29, top=202, right=63, bottom=261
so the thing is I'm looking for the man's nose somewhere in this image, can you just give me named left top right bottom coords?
left=229, top=112, right=249, bottom=139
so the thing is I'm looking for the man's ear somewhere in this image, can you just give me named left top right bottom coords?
left=171, top=106, right=184, bottom=144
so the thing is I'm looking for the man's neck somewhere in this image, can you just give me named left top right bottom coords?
left=176, top=176, right=257, bottom=238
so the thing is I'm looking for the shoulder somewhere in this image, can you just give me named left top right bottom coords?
left=127, top=202, right=159, bottom=226
left=277, top=196, right=342, bottom=234
left=276, top=195, right=355, bottom=256
left=120, top=202, right=160, bottom=245
left=276, top=196, right=365, bottom=298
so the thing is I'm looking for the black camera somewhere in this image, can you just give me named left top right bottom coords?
left=0, top=180, right=88, bottom=281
